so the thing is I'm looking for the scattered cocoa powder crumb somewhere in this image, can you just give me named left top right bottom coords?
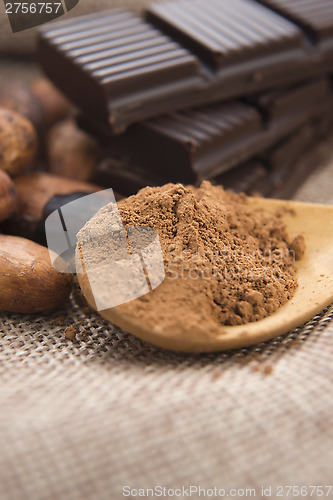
left=54, top=315, right=65, bottom=326
left=78, top=182, right=305, bottom=334
left=77, top=329, right=88, bottom=341
left=276, top=206, right=296, bottom=218
left=252, top=364, right=274, bottom=375
left=263, top=364, right=274, bottom=375
left=212, top=370, right=222, bottom=380
left=290, top=235, right=306, bottom=261
left=64, top=326, right=77, bottom=341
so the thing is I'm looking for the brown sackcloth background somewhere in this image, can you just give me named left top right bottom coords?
left=1, top=2, right=333, bottom=498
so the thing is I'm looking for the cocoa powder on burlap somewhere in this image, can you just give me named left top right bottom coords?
left=79, top=182, right=305, bottom=331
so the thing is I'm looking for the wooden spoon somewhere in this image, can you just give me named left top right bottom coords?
left=77, top=198, right=333, bottom=353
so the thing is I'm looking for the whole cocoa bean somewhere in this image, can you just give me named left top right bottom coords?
left=0, top=170, right=17, bottom=222
left=47, top=119, right=99, bottom=182
left=0, top=235, right=73, bottom=313
left=6, top=172, right=102, bottom=243
left=31, top=78, right=72, bottom=127
left=0, top=80, right=43, bottom=133
left=0, top=108, right=38, bottom=176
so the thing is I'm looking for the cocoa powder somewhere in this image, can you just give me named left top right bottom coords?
left=80, top=182, right=305, bottom=330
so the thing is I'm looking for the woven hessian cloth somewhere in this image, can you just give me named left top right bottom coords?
left=1, top=46, right=333, bottom=500
left=1, top=145, right=333, bottom=500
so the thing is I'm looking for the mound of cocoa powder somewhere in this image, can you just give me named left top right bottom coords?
left=80, top=181, right=305, bottom=330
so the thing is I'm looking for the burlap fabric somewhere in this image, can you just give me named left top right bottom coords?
left=1, top=146, right=333, bottom=500
left=1, top=56, right=333, bottom=500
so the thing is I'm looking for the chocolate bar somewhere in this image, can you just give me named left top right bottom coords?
left=93, top=107, right=332, bottom=201
left=202, top=123, right=319, bottom=197
left=84, top=78, right=332, bottom=183
left=264, top=124, right=313, bottom=173
left=256, top=0, right=333, bottom=50
left=312, top=98, right=333, bottom=140
left=98, top=101, right=263, bottom=183
left=217, top=118, right=329, bottom=200
left=214, top=161, right=272, bottom=196
left=37, top=10, right=201, bottom=130
left=261, top=124, right=315, bottom=197
left=94, top=156, right=168, bottom=197
left=37, top=0, right=333, bottom=133
left=268, top=135, right=326, bottom=200
left=246, top=79, right=332, bottom=131
left=214, top=138, right=320, bottom=200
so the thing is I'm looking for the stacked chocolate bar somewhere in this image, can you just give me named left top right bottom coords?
left=37, top=0, right=333, bottom=198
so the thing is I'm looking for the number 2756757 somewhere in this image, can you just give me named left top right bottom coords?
left=5, top=3, right=62, bottom=14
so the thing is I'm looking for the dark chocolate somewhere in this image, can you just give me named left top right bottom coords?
left=35, top=191, right=90, bottom=245
left=312, top=99, right=333, bottom=139
left=214, top=161, right=272, bottom=196
left=269, top=144, right=321, bottom=200
left=84, top=78, right=332, bottom=183
left=37, top=0, right=333, bottom=133
left=94, top=109, right=333, bottom=201
left=106, top=101, right=263, bottom=182
left=247, top=79, right=332, bottom=129
left=263, top=124, right=314, bottom=173
left=37, top=10, right=202, bottom=129
left=3, top=191, right=93, bottom=245
left=147, top=0, right=304, bottom=69
left=93, top=156, right=167, bottom=196
left=256, top=0, right=333, bottom=47
left=215, top=124, right=320, bottom=199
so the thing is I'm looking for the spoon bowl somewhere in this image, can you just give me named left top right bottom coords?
left=77, top=198, right=333, bottom=353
